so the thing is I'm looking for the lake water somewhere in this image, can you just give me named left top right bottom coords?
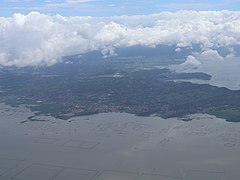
left=170, top=57, right=240, bottom=90
left=0, top=103, right=240, bottom=180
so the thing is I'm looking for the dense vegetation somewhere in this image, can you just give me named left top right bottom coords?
left=0, top=55, right=240, bottom=122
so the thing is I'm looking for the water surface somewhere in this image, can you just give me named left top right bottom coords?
left=0, top=103, right=240, bottom=180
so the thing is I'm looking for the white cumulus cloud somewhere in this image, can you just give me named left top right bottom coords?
left=182, top=49, right=224, bottom=67
left=1, top=11, right=240, bottom=67
left=197, top=50, right=224, bottom=61
left=182, top=55, right=201, bottom=67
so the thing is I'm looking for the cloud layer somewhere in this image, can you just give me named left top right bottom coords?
left=0, top=11, right=240, bottom=67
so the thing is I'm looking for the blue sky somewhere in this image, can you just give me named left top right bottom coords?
left=1, top=0, right=240, bottom=17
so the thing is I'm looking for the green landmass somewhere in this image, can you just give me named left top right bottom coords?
left=208, top=109, right=240, bottom=122
left=0, top=55, right=239, bottom=122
